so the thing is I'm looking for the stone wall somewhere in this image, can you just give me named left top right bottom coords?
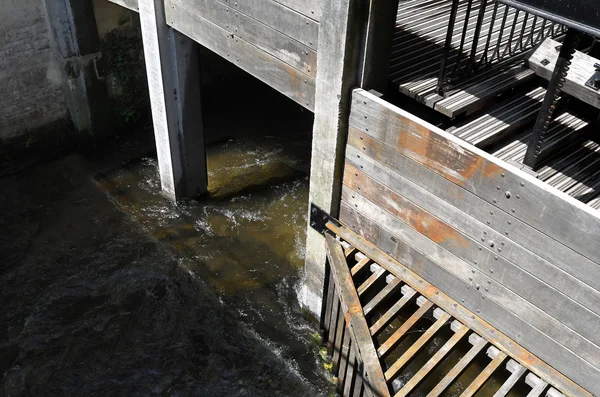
left=0, top=0, right=67, bottom=141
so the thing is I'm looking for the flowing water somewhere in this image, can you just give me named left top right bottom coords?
left=0, top=77, right=331, bottom=396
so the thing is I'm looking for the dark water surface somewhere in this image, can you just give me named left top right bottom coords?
left=1, top=79, right=330, bottom=396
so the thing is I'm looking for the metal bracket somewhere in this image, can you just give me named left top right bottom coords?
left=585, top=63, right=600, bottom=90
left=309, top=203, right=339, bottom=235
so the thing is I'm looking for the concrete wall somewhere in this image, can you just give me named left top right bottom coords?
left=0, top=0, right=141, bottom=142
left=0, top=0, right=67, bottom=141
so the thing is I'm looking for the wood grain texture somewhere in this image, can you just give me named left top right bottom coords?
left=528, top=38, right=600, bottom=109
left=325, top=234, right=391, bottom=397
left=349, top=88, right=600, bottom=265
left=343, top=163, right=600, bottom=349
left=173, top=0, right=317, bottom=76
left=330, top=217, right=598, bottom=395
left=272, top=0, right=320, bottom=21
left=166, top=1, right=315, bottom=110
left=346, top=128, right=600, bottom=294
left=221, top=0, right=319, bottom=49
left=341, top=186, right=600, bottom=374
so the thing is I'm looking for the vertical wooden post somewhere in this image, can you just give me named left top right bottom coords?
left=45, top=0, right=112, bottom=138
left=359, top=0, right=401, bottom=93
left=302, top=0, right=400, bottom=316
left=139, top=0, right=207, bottom=201
left=302, top=0, right=365, bottom=317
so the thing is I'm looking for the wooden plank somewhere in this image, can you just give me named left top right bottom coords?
left=107, top=0, right=139, bottom=11
left=349, top=88, right=600, bottom=265
left=345, top=145, right=600, bottom=317
left=384, top=312, right=451, bottom=380
left=346, top=128, right=600, bottom=295
left=357, top=267, right=386, bottom=297
left=272, top=0, right=320, bottom=21
left=494, top=364, right=527, bottom=397
left=364, top=277, right=402, bottom=316
left=528, top=38, right=600, bottom=109
left=328, top=220, right=597, bottom=396
left=173, top=0, right=317, bottom=76
left=166, top=2, right=315, bottom=110
left=339, top=198, right=600, bottom=389
left=323, top=270, right=335, bottom=333
left=352, top=257, right=372, bottom=276
left=427, top=336, right=488, bottom=397
left=325, top=234, right=391, bottom=397
left=396, top=323, right=469, bottom=397
left=344, top=342, right=359, bottom=396
left=222, top=0, right=318, bottom=49
left=377, top=300, right=433, bottom=358
left=370, top=288, right=417, bottom=336
left=460, top=351, right=507, bottom=397
left=527, top=380, right=550, bottom=397
left=336, top=330, right=352, bottom=392
left=327, top=292, right=340, bottom=357
left=139, top=0, right=207, bottom=200
left=332, top=306, right=346, bottom=373
left=343, top=164, right=600, bottom=348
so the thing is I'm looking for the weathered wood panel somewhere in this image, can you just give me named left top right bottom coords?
left=348, top=90, right=600, bottom=265
left=172, top=0, right=317, bottom=76
left=166, top=0, right=315, bottom=110
left=344, top=147, right=600, bottom=318
left=339, top=204, right=600, bottom=394
left=528, top=38, right=600, bottom=110
left=107, top=0, right=139, bottom=12
left=272, top=0, right=320, bottom=21
left=222, top=0, right=319, bottom=49
left=339, top=88, right=600, bottom=394
left=346, top=128, right=600, bottom=293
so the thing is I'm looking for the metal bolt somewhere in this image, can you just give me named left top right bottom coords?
left=541, top=58, right=550, bottom=66
left=493, top=199, right=497, bottom=204
left=501, top=173, right=505, bottom=177
left=520, top=182, right=525, bottom=187
left=485, top=287, right=489, bottom=292
left=481, top=237, right=485, bottom=242
left=478, top=247, right=482, bottom=251
left=497, top=186, right=501, bottom=190
left=475, top=284, right=480, bottom=290
left=516, top=195, right=520, bottom=199
left=489, top=241, right=495, bottom=248
left=511, top=208, right=515, bottom=213
left=494, top=255, right=498, bottom=260
left=486, top=220, right=490, bottom=225
left=490, top=211, right=494, bottom=215
left=505, top=191, right=511, bottom=199
left=487, top=280, right=491, bottom=284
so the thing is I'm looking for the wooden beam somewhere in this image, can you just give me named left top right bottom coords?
left=328, top=221, right=594, bottom=397
left=303, top=0, right=366, bottom=317
left=359, top=0, right=401, bottom=93
left=139, top=0, right=207, bottom=200
left=166, top=2, right=316, bottom=111
left=527, top=38, right=600, bottom=110
left=325, top=234, right=391, bottom=397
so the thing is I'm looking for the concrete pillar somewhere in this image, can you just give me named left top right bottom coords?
left=301, top=0, right=365, bottom=318
left=139, top=0, right=207, bottom=201
left=45, top=0, right=112, bottom=137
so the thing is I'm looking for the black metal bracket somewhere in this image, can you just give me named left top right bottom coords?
left=309, top=203, right=339, bottom=235
left=585, top=63, right=600, bottom=90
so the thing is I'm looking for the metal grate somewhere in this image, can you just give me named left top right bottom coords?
left=437, top=0, right=565, bottom=95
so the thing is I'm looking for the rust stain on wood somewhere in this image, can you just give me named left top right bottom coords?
left=343, top=164, right=469, bottom=249
left=288, top=67, right=303, bottom=101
